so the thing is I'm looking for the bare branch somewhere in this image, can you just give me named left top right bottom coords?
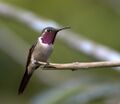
left=37, top=61, right=120, bottom=70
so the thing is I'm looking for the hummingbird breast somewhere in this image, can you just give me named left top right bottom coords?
left=32, top=38, right=53, bottom=62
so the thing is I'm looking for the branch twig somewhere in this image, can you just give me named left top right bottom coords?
left=37, top=61, right=120, bottom=70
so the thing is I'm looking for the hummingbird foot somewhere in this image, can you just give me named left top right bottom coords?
left=34, top=60, right=40, bottom=66
left=34, top=60, right=49, bottom=69
left=34, top=60, right=49, bottom=66
left=43, top=62, right=49, bottom=69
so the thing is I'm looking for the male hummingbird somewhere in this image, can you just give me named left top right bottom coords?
left=18, top=26, right=70, bottom=94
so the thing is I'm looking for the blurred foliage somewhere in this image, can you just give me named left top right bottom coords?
left=0, top=0, right=120, bottom=104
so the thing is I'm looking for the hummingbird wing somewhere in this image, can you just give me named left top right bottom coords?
left=26, top=43, right=36, bottom=68
left=18, top=43, right=36, bottom=94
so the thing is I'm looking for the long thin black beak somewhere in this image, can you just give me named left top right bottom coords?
left=57, top=26, right=70, bottom=32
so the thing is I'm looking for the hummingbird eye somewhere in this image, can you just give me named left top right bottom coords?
left=47, top=29, right=52, bottom=32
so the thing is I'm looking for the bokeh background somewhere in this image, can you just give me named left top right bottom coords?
left=0, top=0, right=120, bottom=104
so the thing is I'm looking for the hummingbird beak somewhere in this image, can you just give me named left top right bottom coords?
left=57, top=26, right=70, bottom=32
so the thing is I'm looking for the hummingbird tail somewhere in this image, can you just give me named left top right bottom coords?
left=18, top=69, right=33, bottom=95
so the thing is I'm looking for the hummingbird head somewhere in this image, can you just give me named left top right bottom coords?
left=41, top=26, right=70, bottom=44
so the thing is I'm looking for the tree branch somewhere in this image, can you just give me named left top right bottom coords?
left=37, top=61, right=120, bottom=70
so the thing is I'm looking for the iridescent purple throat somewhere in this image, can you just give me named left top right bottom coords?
left=41, top=32, right=56, bottom=45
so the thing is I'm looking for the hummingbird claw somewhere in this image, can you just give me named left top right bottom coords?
left=34, top=60, right=39, bottom=65
left=43, top=62, right=49, bottom=69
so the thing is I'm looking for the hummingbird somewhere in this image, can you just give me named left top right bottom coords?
left=18, top=26, right=70, bottom=94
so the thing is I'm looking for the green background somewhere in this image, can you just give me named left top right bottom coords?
left=0, top=0, right=120, bottom=104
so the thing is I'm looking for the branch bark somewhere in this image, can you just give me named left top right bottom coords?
left=37, top=61, right=120, bottom=70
